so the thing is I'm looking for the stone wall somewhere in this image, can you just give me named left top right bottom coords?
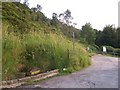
left=0, top=69, right=59, bottom=88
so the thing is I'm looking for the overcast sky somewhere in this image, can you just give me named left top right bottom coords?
left=22, top=0, right=119, bottom=30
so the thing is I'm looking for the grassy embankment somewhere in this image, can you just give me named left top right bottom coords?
left=2, top=2, right=91, bottom=80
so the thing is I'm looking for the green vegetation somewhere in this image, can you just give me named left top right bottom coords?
left=2, top=1, right=119, bottom=81
left=2, top=2, right=91, bottom=80
left=2, top=24, right=90, bottom=80
left=95, top=25, right=119, bottom=48
left=99, top=46, right=120, bottom=57
left=79, top=24, right=120, bottom=56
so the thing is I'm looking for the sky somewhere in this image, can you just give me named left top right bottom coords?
left=21, top=0, right=119, bottom=30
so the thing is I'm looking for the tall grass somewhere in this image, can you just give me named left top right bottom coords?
left=3, top=31, right=25, bottom=80
left=2, top=23, right=91, bottom=80
left=0, top=27, right=2, bottom=81
left=2, top=2, right=91, bottom=80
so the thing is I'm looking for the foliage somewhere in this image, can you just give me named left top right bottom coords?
left=37, top=4, right=42, bottom=12
left=2, top=2, right=91, bottom=80
left=23, top=0, right=29, bottom=6
left=100, top=46, right=120, bottom=56
left=116, top=28, right=120, bottom=48
left=88, top=45, right=99, bottom=53
left=2, top=26, right=91, bottom=80
left=105, top=46, right=115, bottom=53
left=2, top=30, right=25, bottom=80
left=114, top=48, right=120, bottom=56
left=2, top=2, right=119, bottom=81
left=80, top=23, right=97, bottom=45
left=50, top=10, right=79, bottom=39
left=95, top=25, right=119, bottom=48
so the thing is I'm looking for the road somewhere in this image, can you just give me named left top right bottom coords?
left=20, top=54, right=118, bottom=88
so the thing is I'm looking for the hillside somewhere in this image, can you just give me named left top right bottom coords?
left=2, top=2, right=91, bottom=80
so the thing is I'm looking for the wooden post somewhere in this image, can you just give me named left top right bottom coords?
left=72, top=32, right=75, bottom=50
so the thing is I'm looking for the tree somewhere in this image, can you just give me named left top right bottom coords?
left=50, top=13, right=59, bottom=28
left=95, top=25, right=117, bottom=47
left=15, top=0, right=21, bottom=2
left=58, top=9, right=74, bottom=37
left=23, top=0, right=29, bottom=6
left=59, top=9, right=73, bottom=25
left=52, top=13, right=58, bottom=19
left=64, top=9, right=72, bottom=25
left=80, top=23, right=96, bottom=45
left=31, top=7, right=37, bottom=12
left=116, top=27, right=120, bottom=48
left=95, top=30, right=102, bottom=46
left=72, top=23, right=77, bottom=27
left=23, top=0, right=28, bottom=4
left=37, top=4, right=42, bottom=12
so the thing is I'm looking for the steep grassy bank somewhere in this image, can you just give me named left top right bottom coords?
left=3, top=22, right=91, bottom=80
left=2, top=2, right=91, bottom=80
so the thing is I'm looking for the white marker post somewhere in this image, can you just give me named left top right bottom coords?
left=103, top=46, right=107, bottom=54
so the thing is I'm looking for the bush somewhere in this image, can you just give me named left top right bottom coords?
left=114, top=49, right=120, bottom=56
left=100, top=46, right=114, bottom=53
left=99, top=46, right=120, bottom=56
left=88, top=45, right=99, bottom=53
left=105, top=46, right=115, bottom=53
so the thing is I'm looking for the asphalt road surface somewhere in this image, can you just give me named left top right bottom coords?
left=20, top=54, right=118, bottom=88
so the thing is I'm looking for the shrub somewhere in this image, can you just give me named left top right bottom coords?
left=88, top=45, right=99, bottom=53
left=100, top=46, right=114, bottom=53
left=105, top=46, right=115, bottom=53
left=114, top=48, right=120, bottom=56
